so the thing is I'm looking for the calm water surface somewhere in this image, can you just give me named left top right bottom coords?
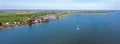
left=0, top=10, right=120, bottom=44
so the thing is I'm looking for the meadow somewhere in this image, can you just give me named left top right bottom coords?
left=0, top=10, right=57, bottom=22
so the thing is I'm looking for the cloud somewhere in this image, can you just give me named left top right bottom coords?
left=0, top=0, right=119, bottom=10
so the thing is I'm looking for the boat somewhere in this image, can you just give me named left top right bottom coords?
left=76, top=27, right=80, bottom=30
left=76, top=25, right=80, bottom=31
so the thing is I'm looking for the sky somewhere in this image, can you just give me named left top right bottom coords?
left=0, top=0, right=120, bottom=10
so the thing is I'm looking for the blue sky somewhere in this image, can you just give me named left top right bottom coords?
left=0, top=0, right=120, bottom=10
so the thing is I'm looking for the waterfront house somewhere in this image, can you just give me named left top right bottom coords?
left=20, top=18, right=28, bottom=24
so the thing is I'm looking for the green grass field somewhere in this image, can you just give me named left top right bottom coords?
left=0, top=11, right=56, bottom=22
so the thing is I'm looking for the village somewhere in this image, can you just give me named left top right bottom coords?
left=0, top=13, right=59, bottom=28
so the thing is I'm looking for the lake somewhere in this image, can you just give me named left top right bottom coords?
left=0, top=10, right=120, bottom=44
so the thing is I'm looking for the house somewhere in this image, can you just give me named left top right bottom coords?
left=20, top=18, right=28, bottom=24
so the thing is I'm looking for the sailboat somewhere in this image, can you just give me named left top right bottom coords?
left=76, top=27, right=80, bottom=30
left=76, top=25, right=80, bottom=31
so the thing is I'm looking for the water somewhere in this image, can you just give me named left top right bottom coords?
left=0, top=10, right=120, bottom=44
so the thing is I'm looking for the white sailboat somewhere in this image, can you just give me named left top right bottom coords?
left=76, top=25, right=80, bottom=31
left=76, top=27, right=80, bottom=30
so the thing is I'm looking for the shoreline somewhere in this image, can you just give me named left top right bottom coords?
left=0, top=11, right=113, bottom=29
left=0, top=12, right=68, bottom=29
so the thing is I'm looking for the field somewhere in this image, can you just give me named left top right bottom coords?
left=0, top=10, right=57, bottom=22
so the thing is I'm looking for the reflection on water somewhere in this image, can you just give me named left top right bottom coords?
left=0, top=11, right=120, bottom=44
